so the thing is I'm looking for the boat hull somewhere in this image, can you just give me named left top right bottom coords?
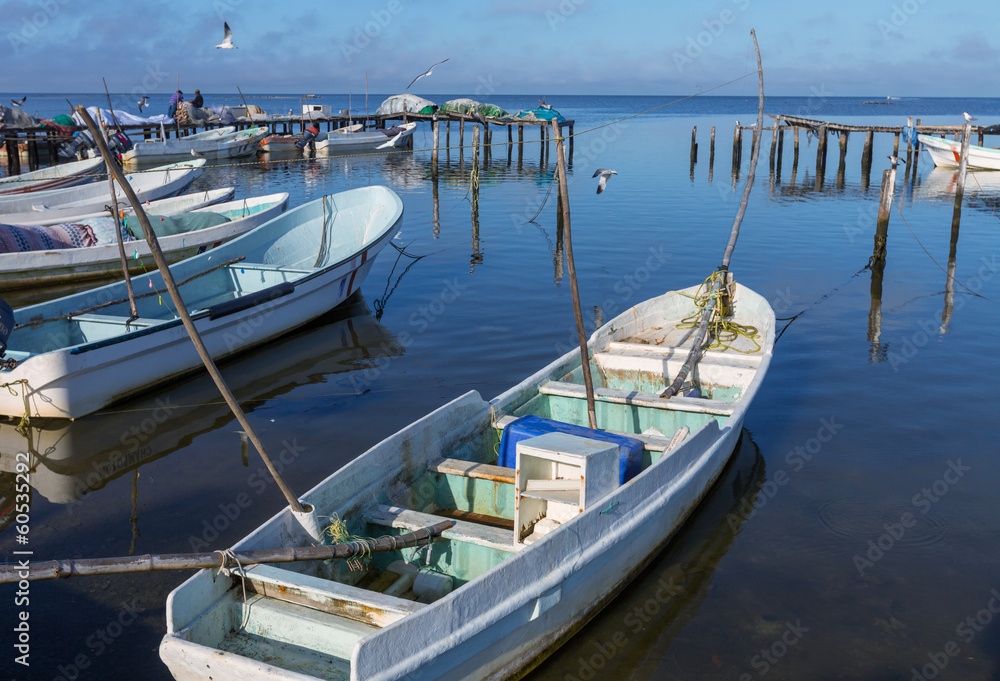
left=122, top=130, right=267, bottom=164
left=918, top=134, right=1000, bottom=171
left=0, top=158, right=104, bottom=195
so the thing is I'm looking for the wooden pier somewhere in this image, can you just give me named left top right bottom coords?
left=2, top=110, right=574, bottom=176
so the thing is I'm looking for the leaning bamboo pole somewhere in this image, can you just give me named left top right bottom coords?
left=661, top=29, right=764, bottom=398
left=0, top=522, right=453, bottom=583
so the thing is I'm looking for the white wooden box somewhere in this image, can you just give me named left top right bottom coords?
left=514, top=432, right=620, bottom=544
left=302, top=104, right=332, bottom=116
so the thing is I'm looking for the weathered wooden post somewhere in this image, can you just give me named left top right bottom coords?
left=792, top=126, right=800, bottom=171
left=876, top=165, right=897, bottom=237
left=709, top=125, right=716, bottom=174
left=459, top=116, right=465, bottom=148
left=951, top=123, right=972, bottom=232
left=471, top=124, right=481, bottom=215
left=445, top=120, right=450, bottom=149
left=904, top=116, right=914, bottom=175
left=731, top=121, right=741, bottom=176
left=838, top=130, right=849, bottom=169
left=912, top=118, right=923, bottom=177
left=690, top=126, right=698, bottom=165
left=4, top=134, right=20, bottom=175
left=816, top=125, right=828, bottom=176
left=431, top=117, right=439, bottom=176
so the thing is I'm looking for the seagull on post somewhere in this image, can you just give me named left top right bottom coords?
left=963, top=112, right=977, bottom=123
left=216, top=22, right=237, bottom=49
left=593, top=168, right=618, bottom=194
left=887, top=154, right=905, bottom=167
left=406, top=58, right=449, bottom=90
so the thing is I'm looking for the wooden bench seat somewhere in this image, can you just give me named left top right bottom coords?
left=538, top=380, right=736, bottom=416
left=70, top=313, right=164, bottom=328
left=363, top=505, right=519, bottom=554
left=427, top=458, right=515, bottom=485
left=233, top=563, right=424, bottom=628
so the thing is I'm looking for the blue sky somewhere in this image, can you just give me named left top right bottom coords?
left=1, top=0, right=997, bottom=97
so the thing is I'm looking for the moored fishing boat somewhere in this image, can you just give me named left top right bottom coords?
left=0, top=185, right=402, bottom=419
left=0, top=160, right=206, bottom=219
left=0, top=192, right=290, bottom=288
left=2, top=187, right=236, bottom=227
left=121, top=127, right=268, bottom=164
left=0, top=157, right=104, bottom=195
left=158, top=278, right=774, bottom=681
left=315, top=123, right=417, bottom=153
left=918, top=133, right=1000, bottom=171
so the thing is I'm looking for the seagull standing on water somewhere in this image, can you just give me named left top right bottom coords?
left=216, top=22, right=237, bottom=49
left=406, top=58, right=449, bottom=90
left=593, top=168, right=618, bottom=194
left=137, top=95, right=149, bottom=113
left=11, top=96, right=26, bottom=107
left=963, top=112, right=977, bottom=123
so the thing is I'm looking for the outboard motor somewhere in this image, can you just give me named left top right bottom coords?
left=57, top=129, right=97, bottom=160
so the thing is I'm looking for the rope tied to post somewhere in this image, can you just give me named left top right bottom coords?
left=674, top=271, right=761, bottom=354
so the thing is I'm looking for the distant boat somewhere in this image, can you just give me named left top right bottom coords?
left=120, top=127, right=268, bottom=164
left=0, top=186, right=402, bottom=419
left=315, top=123, right=417, bottom=153
left=0, top=157, right=104, bottom=196
left=918, top=134, right=1000, bottom=171
left=0, top=160, right=205, bottom=218
left=260, top=125, right=364, bottom=154
left=0, top=192, right=290, bottom=289
left=159, top=280, right=775, bottom=681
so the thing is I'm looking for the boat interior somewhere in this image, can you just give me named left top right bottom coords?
left=165, top=288, right=770, bottom=680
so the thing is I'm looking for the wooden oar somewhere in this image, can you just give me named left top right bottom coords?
left=661, top=29, right=765, bottom=399
left=0, top=521, right=454, bottom=583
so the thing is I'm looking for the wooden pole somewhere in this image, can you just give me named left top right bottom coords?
left=663, top=28, right=764, bottom=399
left=709, top=125, right=716, bottom=177
left=775, top=125, right=784, bottom=179
left=876, top=167, right=895, bottom=233
left=792, top=126, right=800, bottom=171
left=431, top=117, right=439, bottom=176
left=904, top=116, right=914, bottom=177
left=769, top=124, right=777, bottom=173
left=731, top=122, right=740, bottom=176
left=838, top=130, right=849, bottom=169
left=459, top=117, right=465, bottom=148
left=690, top=126, right=698, bottom=165
left=4, top=135, right=19, bottom=175
left=551, top=118, right=596, bottom=429
left=816, top=125, right=828, bottom=175
left=862, top=130, right=874, bottom=176
left=101, top=130, right=138, bottom=320
left=75, top=106, right=306, bottom=515
left=0, top=522, right=453, bottom=583
left=951, top=123, right=972, bottom=233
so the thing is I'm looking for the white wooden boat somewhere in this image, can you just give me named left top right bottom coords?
left=121, top=127, right=268, bottom=164
left=315, top=123, right=416, bottom=153
left=0, top=160, right=206, bottom=219
left=2, top=187, right=236, bottom=227
left=0, top=192, right=290, bottom=288
left=260, top=126, right=363, bottom=154
left=159, top=279, right=774, bottom=681
left=918, top=133, right=1000, bottom=171
left=0, top=185, right=401, bottom=419
left=0, top=157, right=104, bottom=195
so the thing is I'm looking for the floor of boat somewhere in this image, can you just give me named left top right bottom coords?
left=217, top=631, right=351, bottom=681
left=621, top=321, right=763, bottom=355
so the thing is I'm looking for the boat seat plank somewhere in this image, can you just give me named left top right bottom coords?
left=234, top=563, right=425, bottom=627
left=539, top=381, right=735, bottom=416
left=70, top=313, right=164, bottom=328
left=363, top=505, right=519, bottom=554
left=492, top=414, right=674, bottom=452
left=604, top=342, right=762, bottom=367
left=428, top=458, right=515, bottom=485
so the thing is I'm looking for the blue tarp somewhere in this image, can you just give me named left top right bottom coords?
left=497, top=415, right=643, bottom=484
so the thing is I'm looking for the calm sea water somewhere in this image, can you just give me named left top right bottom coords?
left=2, top=94, right=1000, bottom=681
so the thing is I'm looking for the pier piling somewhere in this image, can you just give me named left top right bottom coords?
left=690, top=126, right=698, bottom=165
left=951, top=123, right=972, bottom=232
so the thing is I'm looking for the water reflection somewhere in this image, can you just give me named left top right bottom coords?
left=0, top=295, right=401, bottom=516
left=529, top=430, right=765, bottom=680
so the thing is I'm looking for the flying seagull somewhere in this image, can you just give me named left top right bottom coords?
left=406, top=58, right=449, bottom=90
left=376, top=129, right=405, bottom=150
left=887, top=154, right=905, bottom=166
left=11, top=96, right=26, bottom=107
left=137, top=95, right=149, bottom=113
left=190, top=149, right=205, bottom=158
left=963, top=112, right=977, bottom=122
left=216, top=22, right=237, bottom=49
left=593, top=168, right=618, bottom=194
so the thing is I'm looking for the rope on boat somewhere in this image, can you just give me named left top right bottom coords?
left=0, top=379, right=30, bottom=433
left=673, top=271, right=761, bottom=354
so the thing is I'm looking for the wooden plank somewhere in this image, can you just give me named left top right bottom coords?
left=432, top=508, right=514, bottom=530
left=539, top=381, right=735, bottom=416
left=363, top=505, right=519, bottom=554
left=237, top=564, right=425, bottom=628
left=428, top=458, right=515, bottom=484
left=604, top=341, right=762, bottom=368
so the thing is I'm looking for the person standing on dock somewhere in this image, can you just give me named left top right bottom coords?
left=167, top=90, right=183, bottom=119
left=190, top=89, right=204, bottom=108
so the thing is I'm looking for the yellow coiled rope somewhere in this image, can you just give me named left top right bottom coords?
left=674, top=271, right=761, bottom=354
